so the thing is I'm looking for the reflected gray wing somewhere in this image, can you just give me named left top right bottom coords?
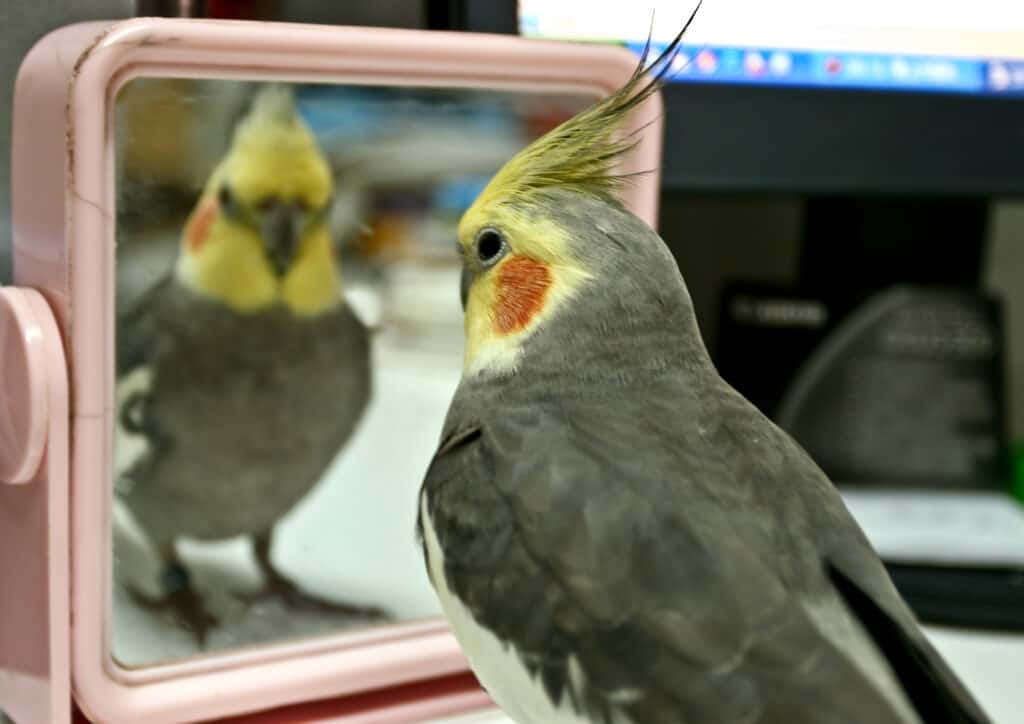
left=114, top=276, right=173, bottom=488
left=116, top=271, right=173, bottom=378
left=422, top=390, right=990, bottom=724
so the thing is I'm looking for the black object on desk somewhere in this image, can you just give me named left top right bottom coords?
left=887, top=564, right=1024, bottom=632
left=719, top=284, right=1007, bottom=490
left=717, top=281, right=1024, bottom=630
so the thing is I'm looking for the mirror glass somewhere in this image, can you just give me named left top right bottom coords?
left=112, top=77, right=592, bottom=667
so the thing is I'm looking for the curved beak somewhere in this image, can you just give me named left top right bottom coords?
left=262, top=202, right=303, bottom=277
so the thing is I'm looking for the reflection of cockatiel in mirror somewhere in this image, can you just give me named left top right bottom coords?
left=416, top=18, right=992, bottom=724
left=116, top=84, right=381, bottom=641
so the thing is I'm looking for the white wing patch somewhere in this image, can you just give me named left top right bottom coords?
left=112, top=365, right=169, bottom=597
left=114, top=365, right=154, bottom=493
left=420, top=495, right=630, bottom=724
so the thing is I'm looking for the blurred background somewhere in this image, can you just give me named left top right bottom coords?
left=2, top=0, right=1024, bottom=718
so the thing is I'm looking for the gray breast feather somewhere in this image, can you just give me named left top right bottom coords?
left=116, top=281, right=372, bottom=549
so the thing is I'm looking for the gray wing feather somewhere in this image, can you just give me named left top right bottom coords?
left=114, top=277, right=170, bottom=489
left=424, top=383, right=989, bottom=724
left=116, top=271, right=173, bottom=378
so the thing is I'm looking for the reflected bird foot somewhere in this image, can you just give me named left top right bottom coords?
left=130, top=563, right=219, bottom=646
left=242, top=567, right=391, bottom=623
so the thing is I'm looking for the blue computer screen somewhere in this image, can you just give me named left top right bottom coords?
left=519, top=1, right=1024, bottom=96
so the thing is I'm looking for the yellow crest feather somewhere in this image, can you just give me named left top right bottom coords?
left=472, top=4, right=700, bottom=211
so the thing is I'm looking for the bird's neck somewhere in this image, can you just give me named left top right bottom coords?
left=541, top=302, right=701, bottom=385
left=462, top=284, right=712, bottom=411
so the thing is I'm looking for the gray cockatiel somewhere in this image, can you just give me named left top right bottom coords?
left=116, top=85, right=381, bottom=640
left=416, top=30, right=992, bottom=724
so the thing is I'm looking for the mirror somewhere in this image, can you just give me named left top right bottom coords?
left=112, top=77, right=592, bottom=667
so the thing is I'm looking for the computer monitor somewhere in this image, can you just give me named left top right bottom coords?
left=452, top=0, right=1024, bottom=194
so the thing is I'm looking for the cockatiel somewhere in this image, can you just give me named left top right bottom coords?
left=416, top=25, right=992, bottom=724
left=117, top=84, right=380, bottom=640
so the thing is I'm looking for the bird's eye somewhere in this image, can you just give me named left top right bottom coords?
left=218, top=184, right=233, bottom=210
left=475, top=228, right=507, bottom=267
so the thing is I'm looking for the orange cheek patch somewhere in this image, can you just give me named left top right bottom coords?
left=493, top=255, right=552, bottom=335
left=185, top=196, right=217, bottom=251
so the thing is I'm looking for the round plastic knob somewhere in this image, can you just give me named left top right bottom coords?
left=0, top=287, right=50, bottom=484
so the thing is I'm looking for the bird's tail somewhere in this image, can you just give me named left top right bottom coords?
left=826, top=561, right=992, bottom=724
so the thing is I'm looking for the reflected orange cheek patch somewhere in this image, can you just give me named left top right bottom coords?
left=494, top=255, right=552, bottom=335
left=185, top=196, right=217, bottom=251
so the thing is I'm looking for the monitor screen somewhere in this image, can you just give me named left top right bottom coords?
left=519, top=0, right=1024, bottom=96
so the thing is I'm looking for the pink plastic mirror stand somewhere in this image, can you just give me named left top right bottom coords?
left=0, top=286, right=70, bottom=724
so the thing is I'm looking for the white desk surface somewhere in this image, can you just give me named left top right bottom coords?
left=428, top=626, right=1024, bottom=724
